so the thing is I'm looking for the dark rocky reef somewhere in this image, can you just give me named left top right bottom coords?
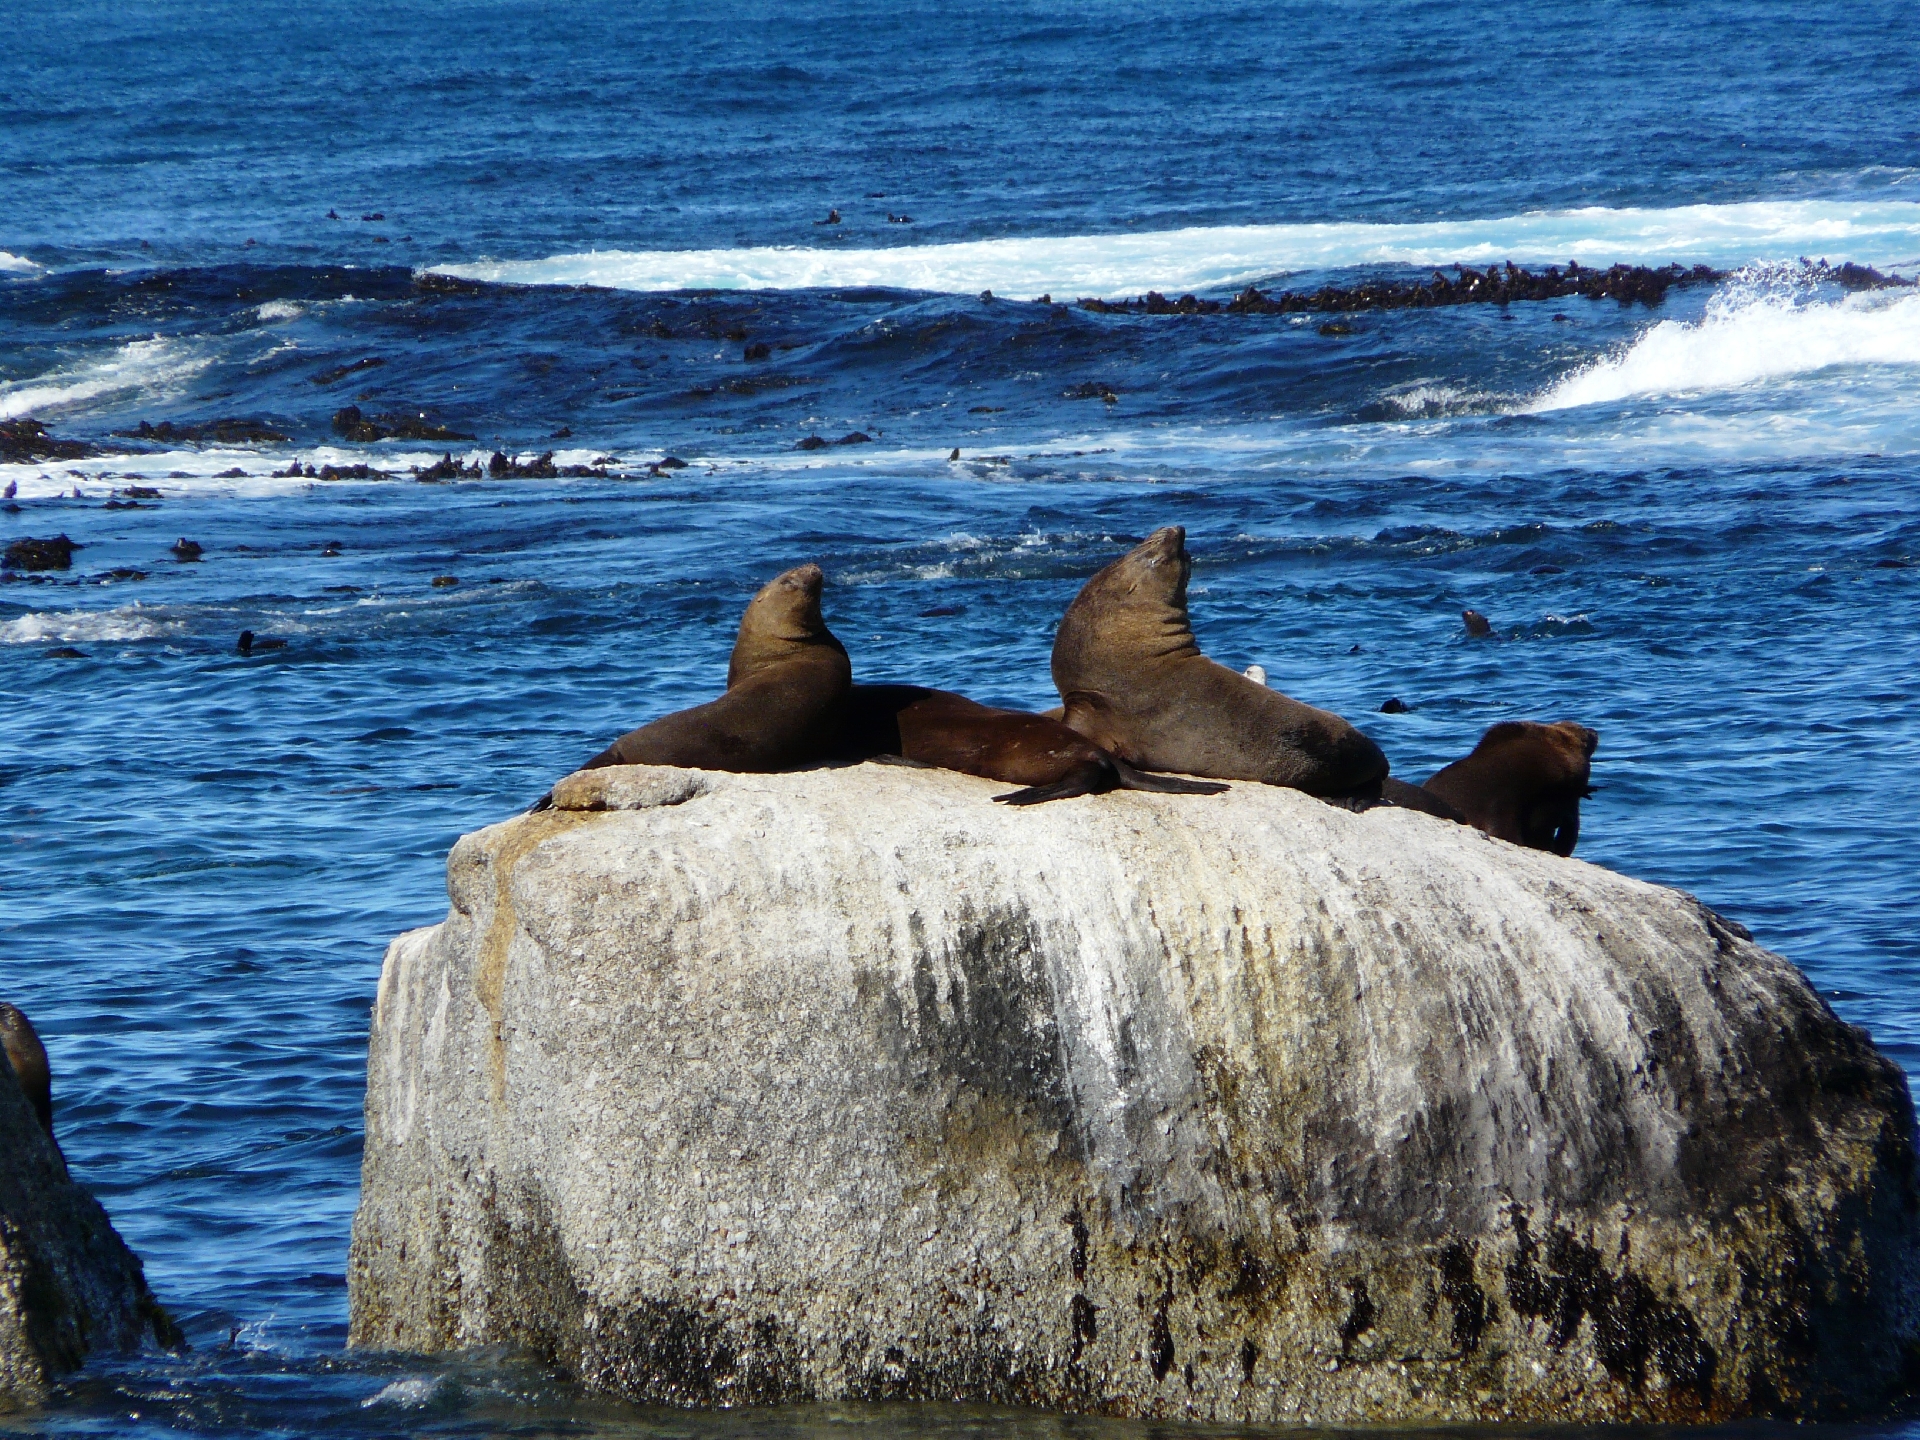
left=1075, top=259, right=1910, bottom=319
left=1079, top=261, right=1726, bottom=317
left=0, top=419, right=90, bottom=465
left=111, top=419, right=290, bottom=445
left=331, top=406, right=476, bottom=444
left=3, top=536, right=79, bottom=572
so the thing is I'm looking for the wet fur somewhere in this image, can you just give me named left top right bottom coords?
left=534, top=563, right=850, bottom=808
left=1421, top=720, right=1599, bottom=855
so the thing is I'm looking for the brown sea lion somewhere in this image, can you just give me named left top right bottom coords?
left=1377, top=775, right=1467, bottom=822
left=840, top=684, right=1229, bottom=805
left=1, top=1001, right=54, bottom=1134
left=537, top=564, right=850, bottom=805
left=1421, top=720, right=1598, bottom=855
left=1051, top=527, right=1388, bottom=796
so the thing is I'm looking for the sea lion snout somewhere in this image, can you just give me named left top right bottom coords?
left=775, top=561, right=825, bottom=596
left=1141, top=525, right=1185, bottom=562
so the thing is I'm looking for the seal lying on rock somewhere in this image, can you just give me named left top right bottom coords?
left=1051, top=527, right=1388, bottom=796
left=537, top=564, right=850, bottom=807
left=1399, top=720, right=1597, bottom=855
left=839, top=684, right=1228, bottom=805
left=1, top=1002, right=54, bottom=1135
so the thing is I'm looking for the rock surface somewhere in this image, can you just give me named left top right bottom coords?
left=348, top=762, right=1920, bottom=1421
left=0, top=1060, right=180, bottom=1408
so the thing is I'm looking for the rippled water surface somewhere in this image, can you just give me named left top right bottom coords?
left=3, top=0, right=1919, bottom=1434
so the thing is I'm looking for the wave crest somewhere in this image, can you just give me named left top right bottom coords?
left=0, top=338, right=213, bottom=421
left=1528, top=264, right=1920, bottom=412
left=1, top=606, right=184, bottom=646
left=428, top=199, right=1920, bottom=297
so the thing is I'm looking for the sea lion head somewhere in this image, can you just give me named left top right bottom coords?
left=1053, top=527, right=1201, bottom=689
left=1426, top=719, right=1597, bottom=856
left=0, top=1001, right=53, bottom=1134
left=727, top=562, right=847, bottom=685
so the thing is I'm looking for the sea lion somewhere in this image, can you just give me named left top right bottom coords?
left=840, top=684, right=1228, bottom=805
left=1421, top=720, right=1598, bottom=855
left=1377, top=775, right=1466, bottom=822
left=1051, top=527, right=1388, bottom=796
left=541, top=563, right=850, bottom=799
left=1, top=1002, right=53, bottom=1134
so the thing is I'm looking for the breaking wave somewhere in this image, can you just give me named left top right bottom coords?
left=0, top=606, right=185, bottom=646
left=0, top=338, right=213, bottom=420
left=429, top=199, right=1920, bottom=297
left=1529, top=268, right=1920, bottom=412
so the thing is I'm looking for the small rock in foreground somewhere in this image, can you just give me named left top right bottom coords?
left=1, top=1050, right=181, bottom=1405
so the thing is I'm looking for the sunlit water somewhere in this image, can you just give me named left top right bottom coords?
left=4, top=0, right=1919, bottom=1434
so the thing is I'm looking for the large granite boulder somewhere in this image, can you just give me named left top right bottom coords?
left=347, top=762, right=1920, bottom=1422
left=0, top=1055, right=181, bottom=1408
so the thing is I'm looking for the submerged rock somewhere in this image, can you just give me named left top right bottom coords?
left=0, top=1044, right=181, bottom=1407
left=348, top=763, right=1920, bottom=1422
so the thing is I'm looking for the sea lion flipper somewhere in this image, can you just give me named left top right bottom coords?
left=527, top=791, right=555, bottom=814
left=992, top=760, right=1114, bottom=805
left=1109, top=760, right=1229, bottom=796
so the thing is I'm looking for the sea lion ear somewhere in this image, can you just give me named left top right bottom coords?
left=1576, top=725, right=1599, bottom=757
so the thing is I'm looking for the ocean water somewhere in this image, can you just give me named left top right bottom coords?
left=3, top=0, right=1920, bottom=1435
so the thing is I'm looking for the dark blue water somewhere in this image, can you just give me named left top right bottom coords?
left=3, top=1, right=1919, bottom=1434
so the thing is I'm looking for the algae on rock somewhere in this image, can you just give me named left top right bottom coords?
left=348, top=762, right=1920, bottom=1421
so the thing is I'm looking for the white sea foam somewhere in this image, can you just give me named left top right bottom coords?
left=0, top=338, right=213, bottom=420
left=429, top=199, right=1920, bottom=297
left=253, top=300, right=302, bottom=321
left=360, top=1375, right=452, bottom=1409
left=1382, top=384, right=1501, bottom=418
left=1, top=606, right=184, bottom=646
left=1529, top=275, right=1920, bottom=412
left=0, top=251, right=38, bottom=275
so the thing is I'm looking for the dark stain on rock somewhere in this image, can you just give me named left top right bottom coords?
left=1338, top=1278, right=1377, bottom=1357
left=1505, top=1208, right=1715, bottom=1400
left=1148, top=1302, right=1175, bottom=1380
left=1224, top=1247, right=1268, bottom=1304
left=1065, top=1207, right=1089, bottom=1281
left=1068, top=1293, right=1098, bottom=1364
left=1239, top=1336, right=1259, bottom=1383
left=1437, top=1240, right=1491, bottom=1354
left=894, top=904, right=1084, bottom=1161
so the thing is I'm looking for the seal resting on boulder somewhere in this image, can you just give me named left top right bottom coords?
left=838, top=683, right=1227, bottom=805
left=536, top=564, right=850, bottom=807
left=1420, top=719, right=1598, bottom=855
left=1051, top=526, right=1387, bottom=797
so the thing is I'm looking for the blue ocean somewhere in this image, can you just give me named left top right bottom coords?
left=3, top=0, right=1918, bottom=1434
